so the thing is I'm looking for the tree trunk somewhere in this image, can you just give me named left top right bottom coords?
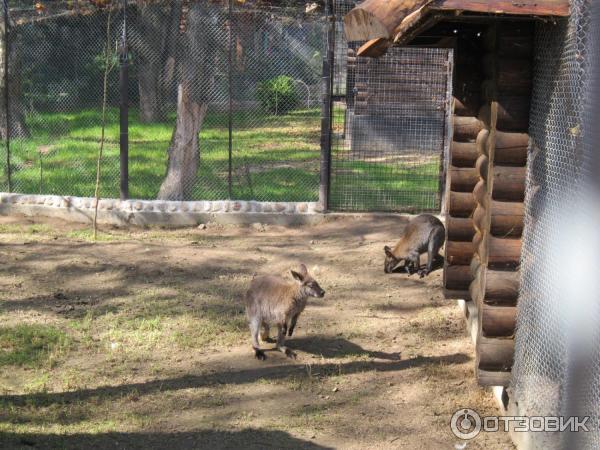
left=138, top=68, right=162, bottom=123
left=157, top=83, right=207, bottom=200
left=131, top=3, right=176, bottom=123
left=0, top=17, right=28, bottom=139
left=157, top=1, right=216, bottom=200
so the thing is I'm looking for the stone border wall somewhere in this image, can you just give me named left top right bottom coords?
left=0, top=193, right=324, bottom=226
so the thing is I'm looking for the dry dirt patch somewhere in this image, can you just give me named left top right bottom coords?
left=0, top=214, right=512, bottom=449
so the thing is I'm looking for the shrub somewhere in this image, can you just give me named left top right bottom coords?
left=256, top=75, right=299, bottom=115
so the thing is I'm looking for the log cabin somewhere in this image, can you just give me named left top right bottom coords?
left=343, top=0, right=570, bottom=387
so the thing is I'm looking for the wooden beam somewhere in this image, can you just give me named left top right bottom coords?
left=487, top=237, right=521, bottom=268
left=448, top=191, right=476, bottom=217
left=479, top=96, right=530, bottom=132
left=445, top=264, right=473, bottom=290
left=343, top=0, right=432, bottom=42
left=450, top=141, right=479, bottom=167
left=446, top=216, right=475, bottom=241
left=481, top=304, right=517, bottom=337
left=444, top=288, right=471, bottom=300
left=477, top=336, right=514, bottom=371
left=483, top=269, right=520, bottom=303
left=492, top=166, right=526, bottom=201
left=356, top=38, right=391, bottom=58
left=477, top=368, right=511, bottom=387
left=449, top=166, right=479, bottom=192
left=446, top=241, right=474, bottom=265
left=453, top=116, right=484, bottom=142
left=431, top=0, right=569, bottom=17
left=343, top=0, right=568, bottom=51
left=495, top=131, right=529, bottom=166
left=490, top=200, right=524, bottom=237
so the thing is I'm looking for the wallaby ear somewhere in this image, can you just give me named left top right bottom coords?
left=384, top=246, right=394, bottom=257
left=296, top=263, right=308, bottom=278
left=291, top=270, right=304, bottom=282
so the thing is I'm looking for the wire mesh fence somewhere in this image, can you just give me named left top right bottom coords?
left=0, top=0, right=452, bottom=212
left=329, top=0, right=452, bottom=212
left=511, top=0, right=600, bottom=448
left=0, top=0, right=325, bottom=202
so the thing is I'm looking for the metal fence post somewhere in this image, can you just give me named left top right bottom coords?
left=119, top=0, right=129, bottom=200
left=319, top=0, right=335, bottom=211
left=227, top=0, right=233, bottom=199
left=2, top=0, right=11, bottom=192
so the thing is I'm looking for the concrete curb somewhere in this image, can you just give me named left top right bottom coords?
left=0, top=193, right=325, bottom=227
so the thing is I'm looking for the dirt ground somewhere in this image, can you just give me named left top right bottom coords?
left=0, top=214, right=513, bottom=449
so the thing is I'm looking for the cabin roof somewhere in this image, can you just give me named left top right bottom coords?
left=344, top=0, right=570, bottom=57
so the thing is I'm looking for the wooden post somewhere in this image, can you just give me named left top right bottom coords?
left=319, top=0, right=335, bottom=211
left=438, top=49, right=454, bottom=215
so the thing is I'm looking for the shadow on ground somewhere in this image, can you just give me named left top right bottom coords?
left=0, top=429, right=333, bottom=450
left=0, top=353, right=470, bottom=407
left=288, top=336, right=401, bottom=360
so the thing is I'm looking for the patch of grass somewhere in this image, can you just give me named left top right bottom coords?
left=0, top=324, right=71, bottom=368
left=172, top=308, right=247, bottom=350
left=4, top=107, right=322, bottom=202
left=330, top=159, right=441, bottom=212
left=65, top=229, right=128, bottom=242
left=2, top=106, right=441, bottom=210
left=0, top=223, right=56, bottom=237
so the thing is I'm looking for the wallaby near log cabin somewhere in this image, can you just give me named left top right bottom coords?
left=384, top=214, right=445, bottom=278
left=245, top=264, right=325, bottom=360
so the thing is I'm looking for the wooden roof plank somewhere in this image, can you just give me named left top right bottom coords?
left=344, top=0, right=570, bottom=45
left=431, top=0, right=570, bottom=17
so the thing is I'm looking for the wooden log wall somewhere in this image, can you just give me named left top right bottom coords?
left=443, top=33, right=485, bottom=300
left=469, top=23, right=533, bottom=387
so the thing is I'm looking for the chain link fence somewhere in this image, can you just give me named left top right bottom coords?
left=0, top=0, right=325, bottom=202
left=512, top=0, right=600, bottom=448
left=329, top=0, right=452, bottom=212
left=0, top=0, right=452, bottom=213
left=330, top=46, right=452, bottom=212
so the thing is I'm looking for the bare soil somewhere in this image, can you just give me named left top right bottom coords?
left=0, top=214, right=513, bottom=449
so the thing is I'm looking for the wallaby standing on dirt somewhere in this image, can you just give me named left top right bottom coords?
left=384, top=214, right=445, bottom=278
left=245, top=264, right=325, bottom=360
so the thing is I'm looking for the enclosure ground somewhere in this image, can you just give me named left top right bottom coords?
left=0, top=215, right=512, bottom=449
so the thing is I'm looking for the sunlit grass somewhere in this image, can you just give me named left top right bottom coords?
left=2, top=107, right=322, bottom=201
left=0, top=324, right=71, bottom=369
left=0, top=106, right=440, bottom=210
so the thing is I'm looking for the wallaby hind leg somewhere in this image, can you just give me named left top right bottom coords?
left=250, top=318, right=266, bottom=360
left=288, top=313, right=299, bottom=337
left=260, top=323, right=275, bottom=344
left=411, top=254, right=420, bottom=274
left=277, top=324, right=296, bottom=359
left=420, top=226, right=445, bottom=278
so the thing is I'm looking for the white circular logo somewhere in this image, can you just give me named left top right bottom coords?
left=451, top=408, right=482, bottom=440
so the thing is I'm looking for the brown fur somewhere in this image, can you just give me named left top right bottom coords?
left=384, top=214, right=445, bottom=277
left=245, top=264, right=325, bottom=360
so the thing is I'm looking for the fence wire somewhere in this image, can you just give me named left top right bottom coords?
left=1, top=0, right=451, bottom=213
left=330, top=43, right=451, bottom=211
left=512, top=0, right=600, bottom=448
left=0, top=0, right=325, bottom=202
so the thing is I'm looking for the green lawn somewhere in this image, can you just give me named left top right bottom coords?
left=0, top=107, right=440, bottom=210
left=330, top=159, right=441, bottom=212
left=1, top=108, right=322, bottom=201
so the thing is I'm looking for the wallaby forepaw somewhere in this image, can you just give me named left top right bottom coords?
left=418, top=269, right=429, bottom=278
left=254, top=349, right=267, bottom=360
left=287, top=328, right=294, bottom=337
left=285, top=348, right=297, bottom=359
